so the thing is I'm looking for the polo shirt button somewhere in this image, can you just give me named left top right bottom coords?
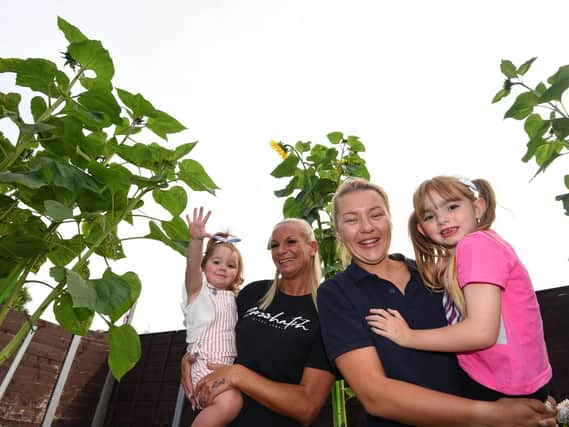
left=388, top=288, right=396, bottom=294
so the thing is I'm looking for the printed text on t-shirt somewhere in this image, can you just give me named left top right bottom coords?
left=243, top=306, right=311, bottom=331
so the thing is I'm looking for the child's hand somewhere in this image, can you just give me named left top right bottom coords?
left=366, top=308, right=413, bottom=347
left=181, top=351, right=198, bottom=409
left=186, top=207, right=212, bottom=241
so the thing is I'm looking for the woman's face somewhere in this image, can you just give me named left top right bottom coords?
left=269, top=223, right=316, bottom=279
left=335, top=189, right=392, bottom=268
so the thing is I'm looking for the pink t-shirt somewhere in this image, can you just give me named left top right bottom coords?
left=455, top=230, right=552, bottom=395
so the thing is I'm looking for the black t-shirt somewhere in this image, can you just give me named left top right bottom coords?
left=230, top=280, right=333, bottom=427
left=317, top=256, right=460, bottom=427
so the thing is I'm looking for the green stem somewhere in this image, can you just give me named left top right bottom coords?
left=0, top=281, right=65, bottom=365
left=331, top=379, right=348, bottom=427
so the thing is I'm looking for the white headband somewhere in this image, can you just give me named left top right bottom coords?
left=453, top=175, right=479, bottom=199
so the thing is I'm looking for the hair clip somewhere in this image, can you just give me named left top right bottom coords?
left=213, top=235, right=241, bottom=244
left=453, top=175, right=479, bottom=199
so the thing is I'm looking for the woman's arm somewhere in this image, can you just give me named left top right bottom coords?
left=196, top=363, right=335, bottom=426
left=184, top=207, right=211, bottom=304
left=336, top=346, right=555, bottom=427
left=368, top=283, right=501, bottom=352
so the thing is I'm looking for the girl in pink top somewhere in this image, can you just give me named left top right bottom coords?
left=367, top=175, right=552, bottom=401
left=182, top=207, right=243, bottom=426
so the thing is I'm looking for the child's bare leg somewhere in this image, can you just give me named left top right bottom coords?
left=191, top=389, right=242, bottom=427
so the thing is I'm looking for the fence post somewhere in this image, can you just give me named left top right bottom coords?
left=41, top=334, right=82, bottom=427
left=0, top=325, right=37, bottom=401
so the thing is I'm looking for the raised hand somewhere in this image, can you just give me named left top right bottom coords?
left=186, top=206, right=212, bottom=241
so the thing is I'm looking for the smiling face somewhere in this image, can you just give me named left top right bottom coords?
left=269, top=222, right=316, bottom=279
left=335, top=189, right=392, bottom=268
left=203, top=245, right=240, bottom=290
left=417, top=190, right=484, bottom=252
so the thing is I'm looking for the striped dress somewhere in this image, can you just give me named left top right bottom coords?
left=190, top=287, right=238, bottom=387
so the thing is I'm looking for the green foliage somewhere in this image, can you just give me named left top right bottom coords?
left=270, top=133, right=369, bottom=278
left=271, top=133, right=369, bottom=427
left=493, top=57, right=569, bottom=215
left=0, top=17, right=218, bottom=380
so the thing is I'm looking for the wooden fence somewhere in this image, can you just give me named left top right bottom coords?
left=0, top=285, right=567, bottom=426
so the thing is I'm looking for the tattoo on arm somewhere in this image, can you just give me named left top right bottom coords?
left=212, top=379, right=225, bottom=390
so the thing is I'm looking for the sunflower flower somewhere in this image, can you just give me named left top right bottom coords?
left=270, top=140, right=288, bottom=159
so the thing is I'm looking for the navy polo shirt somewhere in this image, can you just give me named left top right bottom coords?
left=317, top=254, right=460, bottom=427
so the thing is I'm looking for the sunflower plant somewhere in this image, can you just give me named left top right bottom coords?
left=492, top=57, right=569, bottom=216
left=0, top=18, right=217, bottom=380
left=270, top=132, right=369, bottom=426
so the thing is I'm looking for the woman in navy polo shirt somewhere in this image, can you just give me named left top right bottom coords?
left=317, top=178, right=556, bottom=427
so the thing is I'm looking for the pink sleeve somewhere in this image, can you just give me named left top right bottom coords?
left=455, top=232, right=511, bottom=289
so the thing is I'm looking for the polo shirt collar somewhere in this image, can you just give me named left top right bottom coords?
left=346, top=253, right=418, bottom=284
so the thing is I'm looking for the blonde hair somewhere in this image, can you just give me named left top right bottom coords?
left=258, top=218, right=322, bottom=310
left=409, top=176, right=496, bottom=316
left=202, top=232, right=244, bottom=294
left=331, top=177, right=391, bottom=267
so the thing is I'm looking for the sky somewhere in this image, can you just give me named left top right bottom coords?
left=2, top=1, right=569, bottom=333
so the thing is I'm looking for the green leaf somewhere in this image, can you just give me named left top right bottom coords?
left=539, top=78, right=569, bottom=103
left=491, top=88, right=510, bottom=104
left=162, top=216, right=188, bottom=241
left=67, top=270, right=97, bottom=309
left=78, top=87, right=122, bottom=125
left=145, top=221, right=186, bottom=255
left=116, top=88, right=156, bottom=119
left=565, top=174, right=569, bottom=190
left=50, top=266, right=66, bottom=283
left=327, top=132, right=344, bottom=144
left=48, top=235, right=84, bottom=267
left=500, top=60, right=518, bottom=79
left=547, top=65, right=569, bottom=85
left=0, top=157, right=101, bottom=193
left=88, top=162, right=132, bottom=193
left=524, top=114, right=549, bottom=139
left=108, top=324, right=141, bottom=381
left=270, top=155, right=299, bottom=178
left=274, top=176, right=299, bottom=197
left=54, top=292, right=94, bottom=336
left=551, top=118, right=569, bottom=140
left=109, top=271, right=141, bottom=323
left=31, top=96, right=48, bottom=121
left=44, top=200, right=74, bottom=221
left=0, top=58, right=59, bottom=97
left=517, top=57, right=537, bottom=76
left=283, top=197, right=301, bottom=218
left=57, top=17, right=88, bottom=43
left=178, top=159, right=219, bottom=195
left=153, top=186, right=187, bottom=217
left=0, top=92, right=22, bottom=114
left=504, top=92, right=539, bottom=120
left=173, top=142, right=197, bottom=160
left=346, top=135, right=365, bottom=152
left=146, top=110, right=186, bottom=140
left=68, top=40, right=114, bottom=81
left=92, top=269, right=132, bottom=315
left=293, top=141, right=310, bottom=153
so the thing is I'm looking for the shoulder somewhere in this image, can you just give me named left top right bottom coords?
left=457, top=230, right=511, bottom=254
left=237, top=279, right=272, bottom=300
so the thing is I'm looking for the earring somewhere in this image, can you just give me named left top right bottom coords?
left=476, top=218, right=480, bottom=224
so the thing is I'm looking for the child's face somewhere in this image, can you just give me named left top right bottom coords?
left=203, top=245, right=239, bottom=290
left=417, top=190, right=482, bottom=252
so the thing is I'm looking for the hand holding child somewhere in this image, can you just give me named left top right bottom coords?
left=366, top=308, right=414, bottom=348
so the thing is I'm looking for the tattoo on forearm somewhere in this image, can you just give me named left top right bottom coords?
left=212, top=379, right=225, bottom=390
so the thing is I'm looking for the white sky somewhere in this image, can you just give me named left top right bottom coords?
left=2, top=1, right=568, bottom=333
